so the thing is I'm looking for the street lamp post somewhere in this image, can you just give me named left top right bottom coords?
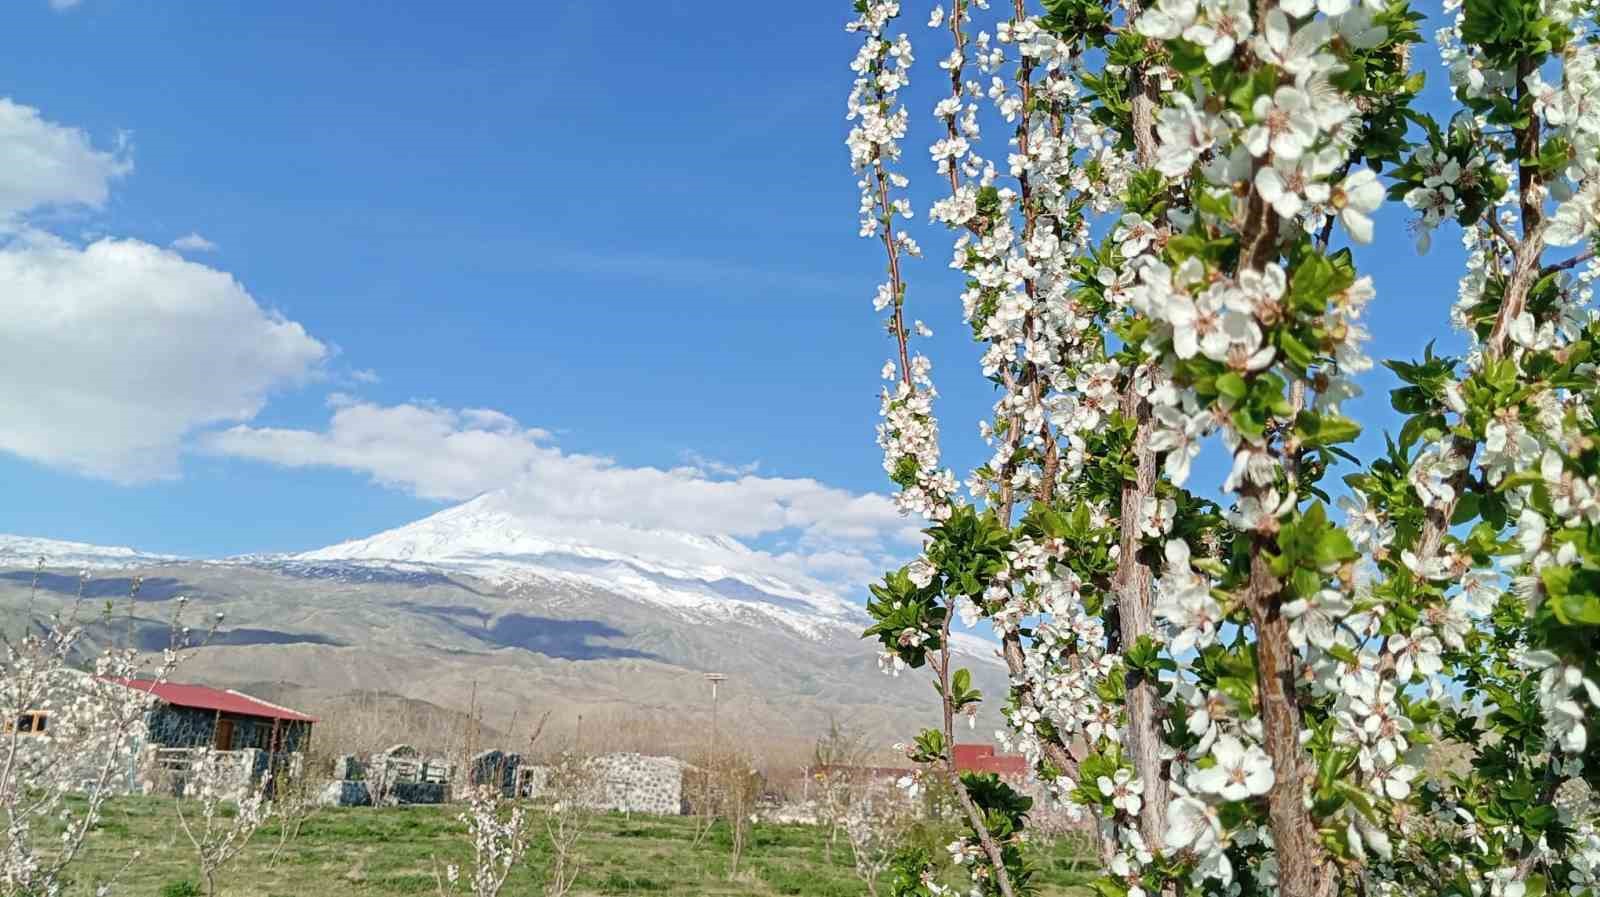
left=704, top=673, right=727, bottom=746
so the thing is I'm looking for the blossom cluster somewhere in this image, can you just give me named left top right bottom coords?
left=848, top=0, right=1600, bottom=895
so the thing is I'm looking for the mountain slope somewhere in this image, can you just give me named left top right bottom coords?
left=0, top=499, right=1007, bottom=748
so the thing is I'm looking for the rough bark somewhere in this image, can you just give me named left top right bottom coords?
left=1115, top=11, right=1172, bottom=858
left=1115, top=381, right=1171, bottom=852
left=1235, top=3, right=1330, bottom=894
left=1245, top=547, right=1334, bottom=897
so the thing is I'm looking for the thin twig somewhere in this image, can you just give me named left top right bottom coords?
left=1488, top=213, right=1522, bottom=255
left=937, top=611, right=1018, bottom=897
left=1542, top=246, right=1595, bottom=276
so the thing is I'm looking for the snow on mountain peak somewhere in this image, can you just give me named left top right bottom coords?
left=0, top=534, right=180, bottom=570
left=0, top=501, right=1007, bottom=660
left=296, top=491, right=865, bottom=635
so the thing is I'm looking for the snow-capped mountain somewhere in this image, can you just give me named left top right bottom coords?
left=0, top=533, right=180, bottom=570
left=0, top=496, right=1006, bottom=742
left=293, top=492, right=865, bottom=637
left=0, top=492, right=1002, bottom=659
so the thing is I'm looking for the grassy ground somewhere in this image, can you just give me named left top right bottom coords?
left=57, top=797, right=1096, bottom=897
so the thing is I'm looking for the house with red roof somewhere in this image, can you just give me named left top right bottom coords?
left=8, top=676, right=318, bottom=799
left=119, top=678, right=316, bottom=756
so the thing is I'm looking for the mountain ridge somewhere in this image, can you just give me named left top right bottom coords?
left=0, top=494, right=1007, bottom=745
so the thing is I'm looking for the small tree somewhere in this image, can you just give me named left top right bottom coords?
left=811, top=716, right=873, bottom=861
left=174, top=748, right=275, bottom=897
left=1, top=566, right=204, bottom=897
left=537, top=754, right=596, bottom=897
left=721, top=759, right=762, bottom=881
left=265, top=753, right=320, bottom=870
left=685, top=746, right=764, bottom=878
left=434, top=784, right=532, bottom=897
left=845, top=777, right=916, bottom=897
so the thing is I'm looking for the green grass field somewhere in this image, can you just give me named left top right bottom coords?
left=58, top=798, right=1095, bottom=896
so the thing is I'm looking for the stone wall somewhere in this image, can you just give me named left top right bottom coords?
left=524, top=752, right=685, bottom=816
left=314, top=748, right=687, bottom=814
left=146, top=704, right=310, bottom=753
left=9, top=733, right=142, bottom=797
left=587, top=753, right=684, bottom=815
left=136, top=746, right=275, bottom=802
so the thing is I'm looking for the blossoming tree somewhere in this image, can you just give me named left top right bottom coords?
left=846, top=0, right=1600, bottom=895
left=1, top=568, right=203, bottom=897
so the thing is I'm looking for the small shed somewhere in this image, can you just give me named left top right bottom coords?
left=121, top=679, right=316, bottom=755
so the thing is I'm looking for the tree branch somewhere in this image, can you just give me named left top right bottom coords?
left=937, top=613, right=1019, bottom=897
left=1417, top=55, right=1550, bottom=562
left=1542, top=245, right=1595, bottom=277
left=1487, top=213, right=1522, bottom=256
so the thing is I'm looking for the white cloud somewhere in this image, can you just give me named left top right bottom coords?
left=0, top=98, right=128, bottom=227
left=208, top=397, right=551, bottom=501
left=679, top=449, right=760, bottom=478
left=171, top=232, right=217, bottom=252
left=48, top=0, right=82, bottom=10
left=0, top=234, right=327, bottom=481
left=0, top=96, right=326, bottom=483
left=204, top=398, right=919, bottom=588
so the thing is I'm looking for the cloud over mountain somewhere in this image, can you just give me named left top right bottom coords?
left=207, top=397, right=918, bottom=591
left=0, top=96, right=911, bottom=598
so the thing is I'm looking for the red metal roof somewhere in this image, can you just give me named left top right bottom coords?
left=954, top=743, right=1029, bottom=777
left=117, top=679, right=316, bottom=723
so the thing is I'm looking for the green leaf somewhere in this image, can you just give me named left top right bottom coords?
left=1216, top=372, right=1248, bottom=400
left=1295, top=411, right=1362, bottom=449
left=1279, top=331, right=1315, bottom=369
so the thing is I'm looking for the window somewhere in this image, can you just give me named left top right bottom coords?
left=7, top=712, right=49, bottom=736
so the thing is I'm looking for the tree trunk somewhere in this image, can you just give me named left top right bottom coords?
left=1117, top=4, right=1172, bottom=864
left=1115, top=381, right=1171, bottom=853
left=1246, top=547, right=1334, bottom=897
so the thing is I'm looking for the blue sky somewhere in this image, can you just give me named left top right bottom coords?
left=0, top=1, right=1464, bottom=592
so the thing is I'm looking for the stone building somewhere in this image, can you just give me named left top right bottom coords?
left=125, top=679, right=316, bottom=754
left=8, top=675, right=315, bottom=799
left=518, top=751, right=681, bottom=815
left=587, top=753, right=685, bottom=814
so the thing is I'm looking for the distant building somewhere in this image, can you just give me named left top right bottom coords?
left=119, top=679, right=316, bottom=755
left=953, top=743, right=1029, bottom=778
left=9, top=676, right=317, bottom=799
